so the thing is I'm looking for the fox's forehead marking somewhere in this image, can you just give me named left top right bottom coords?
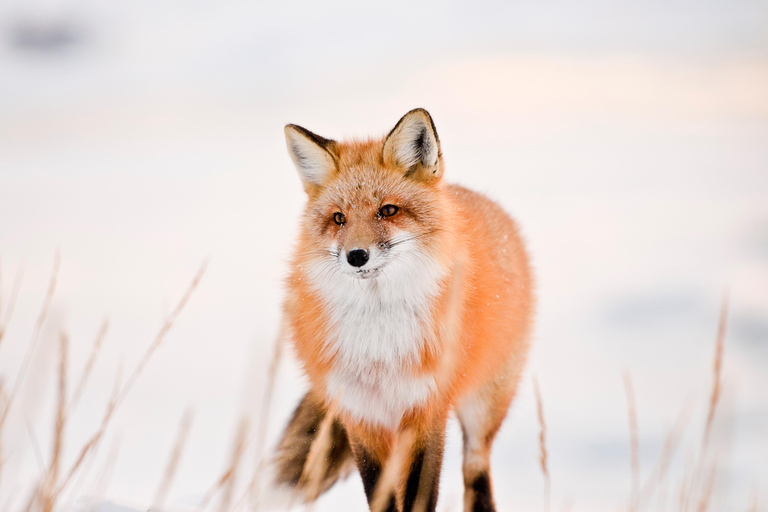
left=320, top=168, right=403, bottom=210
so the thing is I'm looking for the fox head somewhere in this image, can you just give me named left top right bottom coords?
left=285, top=108, right=447, bottom=283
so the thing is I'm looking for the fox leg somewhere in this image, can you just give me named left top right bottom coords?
left=401, top=427, right=445, bottom=512
left=457, top=365, right=522, bottom=512
left=272, top=390, right=355, bottom=503
left=349, top=419, right=446, bottom=512
left=348, top=437, right=397, bottom=512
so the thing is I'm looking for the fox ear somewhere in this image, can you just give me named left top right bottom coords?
left=284, top=124, right=337, bottom=193
left=383, top=108, right=442, bottom=182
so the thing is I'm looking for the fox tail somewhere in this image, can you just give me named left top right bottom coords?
left=265, top=391, right=356, bottom=506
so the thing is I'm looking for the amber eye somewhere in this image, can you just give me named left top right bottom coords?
left=379, top=204, right=399, bottom=217
left=333, top=212, right=346, bottom=225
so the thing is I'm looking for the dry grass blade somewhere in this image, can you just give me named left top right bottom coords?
left=54, top=261, right=205, bottom=503
left=298, top=400, right=338, bottom=503
left=533, top=377, right=551, bottom=512
left=703, top=296, right=728, bottom=450
left=245, top=326, right=286, bottom=509
left=153, top=407, right=195, bottom=510
left=68, top=320, right=109, bottom=415
left=624, top=371, right=640, bottom=512
left=200, top=417, right=249, bottom=512
left=683, top=297, right=729, bottom=512
left=0, top=252, right=59, bottom=430
left=42, top=331, right=69, bottom=512
left=86, top=435, right=121, bottom=512
left=0, top=484, right=20, bottom=512
left=59, top=422, right=103, bottom=512
left=53, top=361, right=122, bottom=499
left=117, top=260, right=208, bottom=406
left=0, top=262, right=24, bottom=349
left=695, top=456, right=718, bottom=512
left=26, top=419, right=45, bottom=474
left=638, top=395, right=695, bottom=509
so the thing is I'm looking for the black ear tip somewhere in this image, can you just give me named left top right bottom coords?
left=285, top=124, right=336, bottom=149
left=405, top=107, right=432, bottom=119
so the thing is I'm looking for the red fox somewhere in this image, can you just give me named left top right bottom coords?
left=271, top=109, right=534, bottom=512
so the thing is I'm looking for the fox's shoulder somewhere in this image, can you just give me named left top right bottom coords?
left=443, top=182, right=529, bottom=271
left=444, top=183, right=523, bottom=233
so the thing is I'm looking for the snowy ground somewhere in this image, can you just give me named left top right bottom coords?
left=1, top=1, right=767, bottom=511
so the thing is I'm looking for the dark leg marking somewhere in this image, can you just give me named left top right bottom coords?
left=470, top=472, right=495, bottom=512
left=403, top=448, right=425, bottom=511
left=355, top=447, right=396, bottom=512
left=403, top=438, right=443, bottom=512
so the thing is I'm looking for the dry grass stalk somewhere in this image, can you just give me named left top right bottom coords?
left=0, top=260, right=204, bottom=511
left=0, top=252, right=59, bottom=431
left=638, top=395, right=694, bottom=509
left=681, top=296, right=729, bottom=512
left=153, top=407, right=195, bottom=510
left=0, top=484, right=20, bottom=512
left=703, top=296, right=728, bottom=450
left=298, top=399, right=339, bottom=504
left=48, top=261, right=205, bottom=503
left=533, top=377, right=551, bottom=512
left=117, top=260, right=208, bottom=406
left=41, top=332, right=69, bottom=512
left=85, top=435, right=121, bottom=512
left=200, top=416, right=249, bottom=512
left=58, top=424, right=103, bottom=512
left=22, top=483, right=42, bottom=512
left=52, top=361, right=121, bottom=501
left=370, top=429, right=417, bottom=512
left=624, top=371, right=640, bottom=512
left=695, top=456, right=718, bottom=512
left=0, top=261, right=24, bottom=348
left=68, top=320, right=109, bottom=415
left=26, top=419, right=45, bottom=474
left=245, top=326, right=286, bottom=510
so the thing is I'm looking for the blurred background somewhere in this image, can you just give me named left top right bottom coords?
left=1, top=1, right=767, bottom=511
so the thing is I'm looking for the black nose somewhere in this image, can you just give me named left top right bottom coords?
left=347, top=249, right=369, bottom=268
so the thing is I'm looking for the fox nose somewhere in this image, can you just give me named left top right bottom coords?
left=346, top=249, right=369, bottom=268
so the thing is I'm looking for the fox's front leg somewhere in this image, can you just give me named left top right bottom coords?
left=348, top=434, right=396, bottom=512
left=349, top=421, right=446, bottom=512
left=400, top=428, right=445, bottom=512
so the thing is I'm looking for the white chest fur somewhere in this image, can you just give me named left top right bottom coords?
left=306, top=251, right=445, bottom=429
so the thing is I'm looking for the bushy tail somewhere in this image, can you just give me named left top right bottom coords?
left=271, top=391, right=356, bottom=504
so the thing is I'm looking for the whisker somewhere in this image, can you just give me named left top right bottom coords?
left=383, top=228, right=443, bottom=249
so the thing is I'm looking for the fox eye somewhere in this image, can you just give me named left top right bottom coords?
left=333, top=212, right=346, bottom=225
left=379, top=204, right=399, bottom=217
